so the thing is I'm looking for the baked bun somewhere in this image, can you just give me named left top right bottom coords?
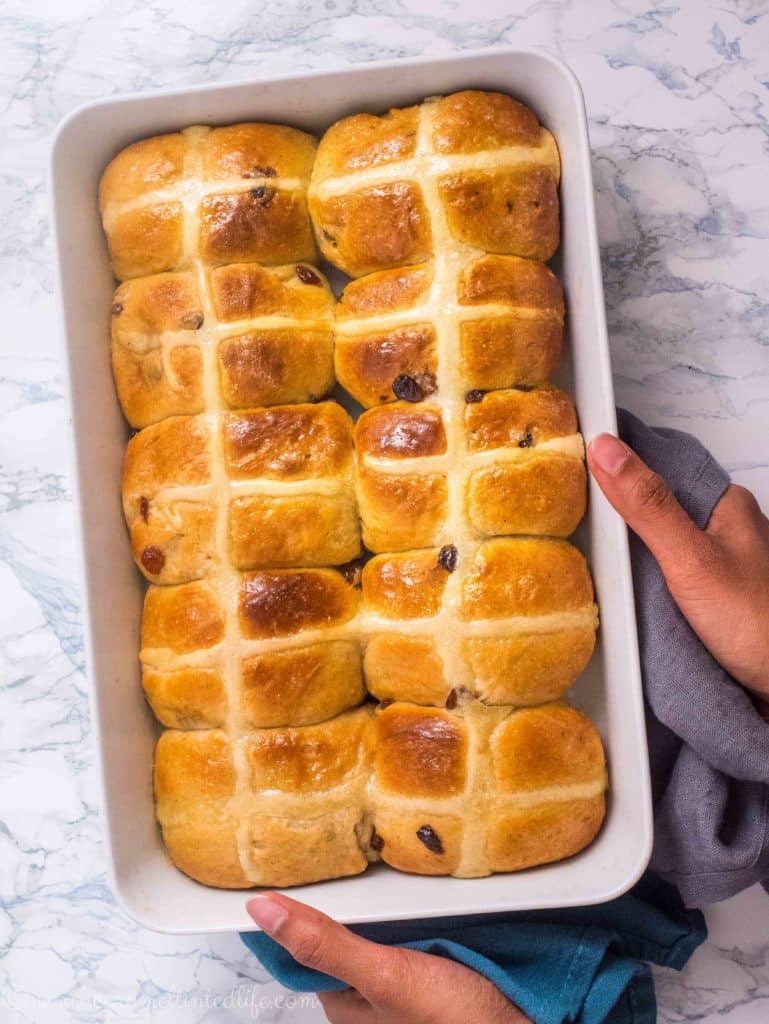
left=464, top=385, right=587, bottom=538
left=154, top=705, right=375, bottom=888
left=100, top=124, right=318, bottom=280
left=141, top=567, right=363, bottom=730
left=308, top=91, right=560, bottom=277
left=370, top=701, right=606, bottom=877
left=111, top=263, right=335, bottom=429
left=353, top=385, right=586, bottom=553
left=122, top=402, right=361, bottom=583
left=362, top=538, right=597, bottom=707
left=335, top=256, right=563, bottom=407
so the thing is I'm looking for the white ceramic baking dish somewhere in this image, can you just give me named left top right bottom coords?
left=51, top=46, right=652, bottom=934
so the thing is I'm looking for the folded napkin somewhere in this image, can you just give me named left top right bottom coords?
left=619, top=410, right=769, bottom=906
left=241, top=872, right=704, bottom=1024
left=242, top=411, right=769, bottom=1021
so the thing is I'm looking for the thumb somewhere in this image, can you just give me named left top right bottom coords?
left=246, top=893, right=396, bottom=999
left=587, top=433, right=705, bottom=578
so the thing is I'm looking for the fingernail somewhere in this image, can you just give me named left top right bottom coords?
left=589, top=434, right=632, bottom=476
left=247, top=895, right=288, bottom=936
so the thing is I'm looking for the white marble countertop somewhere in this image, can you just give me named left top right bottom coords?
left=2, top=1, right=768, bottom=1021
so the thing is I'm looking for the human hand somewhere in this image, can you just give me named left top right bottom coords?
left=588, top=434, right=769, bottom=707
left=246, top=893, right=530, bottom=1024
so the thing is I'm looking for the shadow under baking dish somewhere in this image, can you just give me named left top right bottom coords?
left=50, top=45, right=652, bottom=934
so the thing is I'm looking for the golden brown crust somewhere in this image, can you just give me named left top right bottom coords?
left=464, top=385, right=577, bottom=449
left=463, top=628, right=597, bottom=706
left=152, top=704, right=372, bottom=888
left=467, top=455, right=587, bottom=539
left=155, top=697, right=606, bottom=885
left=106, top=204, right=185, bottom=280
left=362, top=549, right=451, bottom=706
left=217, top=328, right=334, bottom=408
left=309, top=91, right=561, bottom=277
left=154, top=729, right=248, bottom=888
left=228, top=491, right=360, bottom=569
left=210, top=261, right=334, bottom=322
left=241, top=809, right=370, bottom=888
left=369, top=701, right=606, bottom=878
left=335, top=325, right=438, bottom=408
left=110, top=266, right=207, bottom=425
left=486, top=796, right=606, bottom=873
left=122, top=416, right=216, bottom=583
left=439, top=167, right=559, bottom=260
left=154, top=707, right=374, bottom=888
left=246, top=706, right=372, bottom=792
left=201, top=123, right=317, bottom=181
left=223, top=403, right=352, bottom=480
left=373, top=809, right=464, bottom=876
left=353, top=387, right=585, bottom=549
left=459, top=316, right=562, bottom=391
left=123, top=404, right=360, bottom=578
left=142, top=579, right=225, bottom=653
left=362, top=549, right=448, bottom=619
left=308, top=109, right=425, bottom=276
left=360, top=539, right=596, bottom=707
left=311, top=182, right=433, bottom=278
left=490, top=704, right=606, bottom=791
left=457, top=255, right=564, bottom=388
left=242, top=641, right=364, bottom=728
left=354, top=405, right=448, bottom=552
left=335, top=255, right=564, bottom=408
left=238, top=569, right=359, bottom=638
left=111, top=342, right=204, bottom=429
left=236, top=707, right=374, bottom=887
left=111, top=271, right=203, bottom=333
left=143, top=667, right=228, bottom=730
left=223, top=402, right=360, bottom=569
left=100, top=124, right=318, bottom=281
left=461, top=538, right=595, bottom=620
left=356, top=465, right=448, bottom=553
left=337, top=264, right=433, bottom=318
left=140, top=575, right=363, bottom=733
left=122, top=414, right=211, bottom=497
left=355, top=404, right=446, bottom=458
left=311, top=106, right=420, bottom=180
left=364, top=635, right=448, bottom=705
left=198, top=189, right=316, bottom=266
left=110, top=264, right=334, bottom=428
left=457, top=253, right=563, bottom=310
left=461, top=386, right=586, bottom=537
left=374, top=704, right=468, bottom=797
left=100, top=134, right=186, bottom=207
left=431, top=91, right=543, bottom=153
left=160, top=818, right=249, bottom=888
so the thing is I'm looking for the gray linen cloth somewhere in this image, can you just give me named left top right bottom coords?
left=618, top=409, right=769, bottom=907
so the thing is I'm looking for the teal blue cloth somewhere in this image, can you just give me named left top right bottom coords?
left=240, top=872, right=705, bottom=1024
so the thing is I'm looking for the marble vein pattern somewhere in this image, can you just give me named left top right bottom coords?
left=1, top=0, right=768, bottom=1020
